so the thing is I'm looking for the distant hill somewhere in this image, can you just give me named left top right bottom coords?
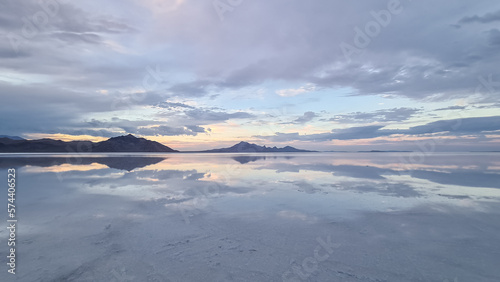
left=200, top=141, right=314, bottom=153
left=0, top=138, right=24, bottom=146
left=0, top=134, right=177, bottom=153
left=93, top=134, right=177, bottom=152
left=0, top=138, right=91, bottom=152
left=0, top=135, right=24, bottom=141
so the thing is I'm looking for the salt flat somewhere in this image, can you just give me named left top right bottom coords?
left=1, top=153, right=499, bottom=281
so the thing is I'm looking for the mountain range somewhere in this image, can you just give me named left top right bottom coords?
left=0, top=134, right=177, bottom=153
left=197, top=141, right=314, bottom=153
left=0, top=135, right=312, bottom=153
left=0, top=135, right=24, bottom=140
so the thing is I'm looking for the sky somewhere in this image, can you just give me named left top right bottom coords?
left=1, top=0, right=499, bottom=151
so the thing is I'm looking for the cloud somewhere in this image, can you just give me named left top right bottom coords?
left=488, top=29, right=500, bottom=47
left=458, top=10, right=500, bottom=24
left=136, top=125, right=208, bottom=136
left=405, top=115, right=500, bottom=135
left=168, top=81, right=210, bottom=97
left=0, top=77, right=256, bottom=137
left=276, top=84, right=316, bottom=97
left=256, top=125, right=385, bottom=142
left=256, top=116, right=500, bottom=142
left=184, top=109, right=255, bottom=121
left=474, top=103, right=500, bottom=109
left=82, top=118, right=210, bottom=137
left=329, top=108, right=421, bottom=123
left=3, top=0, right=500, bottom=103
left=186, top=125, right=207, bottom=133
left=162, top=1, right=499, bottom=101
left=434, top=106, right=467, bottom=111
left=0, top=82, right=126, bottom=136
left=0, top=0, right=143, bottom=90
left=156, top=101, right=195, bottom=109
left=52, top=32, right=102, bottom=45
left=290, top=111, right=318, bottom=124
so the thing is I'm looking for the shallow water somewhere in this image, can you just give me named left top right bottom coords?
left=0, top=152, right=499, bottom=281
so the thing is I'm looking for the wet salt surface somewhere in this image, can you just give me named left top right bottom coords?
left=0, top=152, right=499, bottom=281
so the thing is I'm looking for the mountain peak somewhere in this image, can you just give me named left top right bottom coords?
left=0, top=135, right=25, bottom=140
left=93, top=134, right=177, bottom=152
left=106, top=134, right=143, bottom=142
left=0, top=134, right=178, bottom=153
left=202, top=141, right=314, bottom=153
left=115, top=134, right=138, bottom=139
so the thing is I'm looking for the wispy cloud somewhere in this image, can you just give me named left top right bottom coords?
left=329, top=108, right=421, bottom=123
left=276, top=84, right=316, bottom=97
left=458, top=10, right=500, bottom=24
left=282, top=111, right=318, bottom=124
left=257, top=116, right=500, bottom=142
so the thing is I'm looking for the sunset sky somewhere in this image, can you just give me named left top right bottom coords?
left=1, top=0, right=499, bottom=151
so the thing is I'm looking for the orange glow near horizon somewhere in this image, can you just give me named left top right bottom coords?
left=24, top=163, right=109, bottom=173
left=23, top=133, right=108, bottom=143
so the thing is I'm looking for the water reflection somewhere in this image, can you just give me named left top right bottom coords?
left=0, top=155, right=166, bottom=171
left=231, top=155, right=295, bottom=164
left=1, top=153, right=499, bottom=281
left=3, top=152, right=500, bottom=193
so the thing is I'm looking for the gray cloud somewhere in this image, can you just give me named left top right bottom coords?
left=185, top=109, right=255, bottom=121
left=0, top=0, right=142, bottom=90
left=3, top=0, right=500, bottom=102
left=168, top=81, right=211, bottom=97
left=0, top=77, right=256, bottom=137
left=488, top=29, right=500, bottom=46
left=459, top=10, right=500, bottom=24
left=0, top=82, right=119, bottom=136
left=0, top=46, right=29, bottom=58
left=181, top=1, right=499, bottom=101
left=52, top=32, right=102, bottom=45
left=82, top=117, right=212, bottom=137
left=289, top=111, right=318, bottom=124
left=330, top=108, right=421, bottom=123
left=406, top=115, right=500, bottom=135
left=84, top=117, right=212, bottom=137
left=255, top=125, right=385, bottom=142
left=156, top=101, right=195, bottom=110
left=186, top=125, right=208, bottom=133
left=434, top=106, right=467, bottom=111
left=257, top=116, right=500, bottom=142
left=474, top=103, right=500, bottom=109
left=136, top=125, right=208, bottom=136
